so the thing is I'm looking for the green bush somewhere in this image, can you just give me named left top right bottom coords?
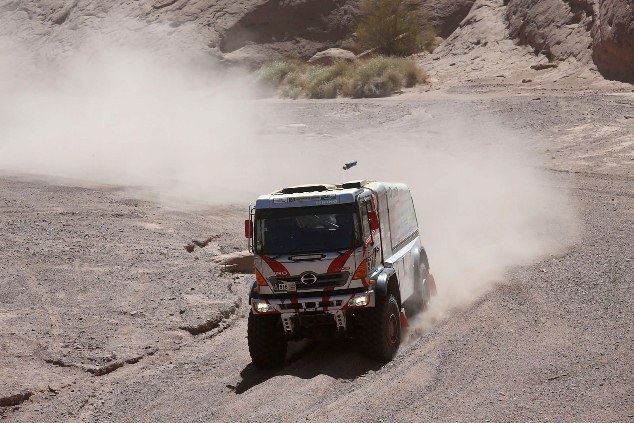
left=257, top=57, right=427, bottom=99
left=355, top=0, right=436, bottom=56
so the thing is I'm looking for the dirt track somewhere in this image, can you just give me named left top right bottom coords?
left=1, top=82, right=633, bottom=422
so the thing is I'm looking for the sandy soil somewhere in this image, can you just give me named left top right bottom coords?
left=1, top=79, right=633, bottom=422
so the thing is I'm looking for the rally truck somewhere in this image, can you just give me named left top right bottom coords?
left=244, top=180, right=436, bottom=368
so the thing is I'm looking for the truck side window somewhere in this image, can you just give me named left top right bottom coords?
left=359, top=198, right=371, bottom=239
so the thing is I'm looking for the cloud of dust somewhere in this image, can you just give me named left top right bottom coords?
left=331, top=121, right=580, bottom=329
left=0, top=17, right=580, bottom=318
left=0, top=19, right=266, bottom=204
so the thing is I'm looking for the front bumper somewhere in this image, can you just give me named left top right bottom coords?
left=250, top=289, right=376, bottom=315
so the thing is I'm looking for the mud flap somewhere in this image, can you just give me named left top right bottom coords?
left=400, top=308, right=409, bottom=328
left=428, top=273, right=438, bottom=296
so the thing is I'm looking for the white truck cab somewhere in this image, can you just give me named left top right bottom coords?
left=245, top=180, right=435, bottom=368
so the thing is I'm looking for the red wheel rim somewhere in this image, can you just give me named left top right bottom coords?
left=385, top=303, right=399, bottom=346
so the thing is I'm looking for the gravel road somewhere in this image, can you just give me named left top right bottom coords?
left=1, top=81, right=633, bottom=422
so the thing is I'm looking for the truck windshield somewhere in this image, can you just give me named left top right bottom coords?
left=254, top=204, right=361, bottom=255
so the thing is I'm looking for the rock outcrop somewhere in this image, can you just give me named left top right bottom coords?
left=218, top=0, right=357, bottom=55
left=420, top=0, right=537, bottom=83
left=592, top=0, right=634, bottom=82
left=1, top=0, right=632, bottom=81
left=423, top=0, right=476, bottom=38
left=505, top=0, right=634, bottom=82
left=0, top=0, right=359, bottom=66
left=505, top=0, right=595, bottom=63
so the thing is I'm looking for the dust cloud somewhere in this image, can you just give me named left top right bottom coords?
left=0, top=18, right=579, bottom=317
left=331, top=122, right=581, bottom=325
left=0, top=19, right=264, bottom=204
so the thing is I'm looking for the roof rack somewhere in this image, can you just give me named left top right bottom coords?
left=276, top=184, right=338, bottom=195
left=272, top=181, right=369, bottom=195
left=341, top=180, right=368, bottom=189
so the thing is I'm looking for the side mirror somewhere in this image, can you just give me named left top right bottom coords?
left=244, top=219, right=253, bottom=238
left=367, top=210, right=379, bottom=231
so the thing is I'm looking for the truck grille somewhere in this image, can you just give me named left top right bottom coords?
left=270, top=272, right=349, bottom=289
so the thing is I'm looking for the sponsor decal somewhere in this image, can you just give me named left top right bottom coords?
left=262, top=255, right=290, bottom=277
left=327, top=248, right=355, bottom=273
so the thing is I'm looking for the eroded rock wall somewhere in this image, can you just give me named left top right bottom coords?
left=1, top=0, right=632, bottom=80
left=505, top=0, right=634, bottom=82
left=505, top=0, right=595, bottom=62
left=424, top=0, right=476, bottom=38
left=592, top=0, right=634, bottom=82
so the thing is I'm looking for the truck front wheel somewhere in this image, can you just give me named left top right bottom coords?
left=363, top=294, right=401, bottom=362
left=247, top=312, right=287, bottom=369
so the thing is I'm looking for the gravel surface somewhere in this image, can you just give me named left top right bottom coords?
left=1, top=83, right=633, bottom=422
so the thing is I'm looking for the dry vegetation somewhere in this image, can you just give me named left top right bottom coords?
left=355, top=0, right=437, bottom=56
left=256, top=57, right=427, bottom=99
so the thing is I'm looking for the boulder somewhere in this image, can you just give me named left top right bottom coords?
left=308, top=48, right=357, bottom=65
left=210, top=251, right=254, bottom=274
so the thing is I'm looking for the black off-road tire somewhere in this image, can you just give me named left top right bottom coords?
left=247, top=312, right=287, bottom=369
left=362, top=294, right=401, bottom=362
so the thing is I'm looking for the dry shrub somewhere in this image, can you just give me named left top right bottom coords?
left=355, top=0, right=436, bottom=56
left=255, top=59, right=302, bottom=86
left=342, top=56, right=427, bottom=98
left=256, top=57, right=427, bottom=99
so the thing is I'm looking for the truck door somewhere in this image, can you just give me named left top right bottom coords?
left=359, top=196, right=381, bottom=274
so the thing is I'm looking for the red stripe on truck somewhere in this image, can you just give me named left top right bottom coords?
left=261, top=255, right=290, bottom=276
left=327, top=249, right=354, bottom=273
left=322, top=287, right=333, bottom=311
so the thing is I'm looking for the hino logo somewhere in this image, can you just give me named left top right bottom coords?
left=300, top=273, right=318, bottom=285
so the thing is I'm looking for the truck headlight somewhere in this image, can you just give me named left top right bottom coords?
left=348, top=293, right=370, bottom=307
left=254, top=302, right=274, bottom=313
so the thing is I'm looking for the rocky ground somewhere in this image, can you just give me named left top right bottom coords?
left=1, top=72, right=633, bottom=421
left=1, top=0, right=633, bottom=420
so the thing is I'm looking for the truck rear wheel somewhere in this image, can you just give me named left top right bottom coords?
left=247, top=312, right=287, bottom=369
left=405, top=265, right=431, bottom=317
left=363, top=294, right=401, bottom=362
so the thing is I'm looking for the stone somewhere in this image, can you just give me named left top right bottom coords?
left=307, top=48, right=356, bottom=65
left=210, top=251, right=254, bottom=274
left=531, top=63, right=559, bottom=70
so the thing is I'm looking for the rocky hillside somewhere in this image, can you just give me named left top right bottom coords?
left=505, top=0, right=634, bottom=82
left=0, top=0, right=632, bottom=81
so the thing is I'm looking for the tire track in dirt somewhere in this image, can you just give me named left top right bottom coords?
left=57, top=305, right=253, bottom=422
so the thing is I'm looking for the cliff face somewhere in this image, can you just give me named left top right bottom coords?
left=592, top=0, right=634, bottom=82
left=1, top=0, right=632, bottom=81
left=0, top=0, right=360, bottom=67
left=0, top=0, right=477, bottom=65
left=505, top=0, right=634, bottom=82
left=505, top=0, right=595, bottom=63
